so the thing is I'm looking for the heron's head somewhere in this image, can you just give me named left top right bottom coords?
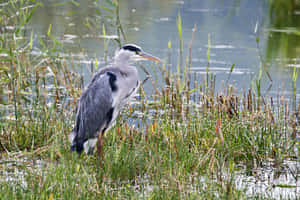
left=114, top=44, right=161, bottom=64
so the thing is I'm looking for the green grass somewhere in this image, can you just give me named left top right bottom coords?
left=0, top=0, right=299, bottom=199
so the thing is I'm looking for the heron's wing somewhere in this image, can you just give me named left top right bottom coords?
left=74, top=72, right=114, bottom=143
left=96, top=66, right=140, bottom=107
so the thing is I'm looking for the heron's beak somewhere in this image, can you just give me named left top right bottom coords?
left=140, top=52, right=162, bottom=62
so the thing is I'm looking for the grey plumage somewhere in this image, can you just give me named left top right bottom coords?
left=69, top=44, right=161, bottom=155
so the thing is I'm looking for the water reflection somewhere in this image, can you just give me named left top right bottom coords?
left=28, top=0, right=299, bottom=99
left=29, top=0, right=118, bottom=56
left=264, top=0, right=300, bottom=69
left=1, top=157, right=298, bottom=200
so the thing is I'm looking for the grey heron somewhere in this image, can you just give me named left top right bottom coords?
left=69, top=44, right=161, bottom=156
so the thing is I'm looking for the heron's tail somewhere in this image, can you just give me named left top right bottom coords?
left=69, top=130, right=84, bottom=154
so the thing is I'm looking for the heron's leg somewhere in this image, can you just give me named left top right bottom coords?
left=96, top=132, right=105, bottom=159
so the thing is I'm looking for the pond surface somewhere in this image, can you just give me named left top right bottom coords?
left=28, top=0, right=300, bottom=104
left=1, top=157, right=299, bottom=199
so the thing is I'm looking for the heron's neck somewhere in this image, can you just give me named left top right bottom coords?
left=114, top=57, right=131, bottom=66
left=113, top=61, right=137, bottom=80
left=114, top=49, right=134, bottom=66
left=114, top=56, right=135, bottom=72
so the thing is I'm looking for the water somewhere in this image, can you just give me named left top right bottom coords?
left=28, top=0, right=300, bottom=104
left=1, top=158, right=298, bottom=199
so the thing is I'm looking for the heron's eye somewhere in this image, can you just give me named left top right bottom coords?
left=136, top=51, right=142, bottom=55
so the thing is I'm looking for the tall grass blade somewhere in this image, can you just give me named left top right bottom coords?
left=177, top=12, right=183, bottom=74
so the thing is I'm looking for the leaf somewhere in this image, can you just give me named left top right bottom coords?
left=98, top=5, right=114, bottom=13
left=49, top=35, right=62, bottom=48
left=179, top=81, right=185, bottom=93
left=188, top=84, right=202, bottom=94
left=94, top=57, right=98, bottom=71
left=105, top=0, right=117, bottom=8
left=0, top=65, right=9, bottom=71
left=71, top=0, right=80, bottom=7
left=102, top=23, right=106, bottom=36
left=215, top=119, right=224, bottom=146
left=176, top=12, right=182, bottom=42
left=229, top=63, right=235, bottom=73
left=168, top=40, right=171, bottom=49
left=66, top=11, right=78, bottom=16
left=16, top=4, right=39, bottom=34
left=52, top=2, right=71, bottom=7
left=292, top=67, right=298, bottom=82
left=94, top=8, right=102, bottom=15
left=225, top=63, right=235, bottom=85
left=30, top=31, right=33, bottom=49
left=176, top=60, right=180, bottom=74
left=29, top=0, right=44, bottom=7
left=47, top=24, right=52, bottom=36
left=0, top=48, right=11, bottom=55
left=207, top=33, right=211, bottom=63
left=275, top=184, right=296, bottom=188
left=48, top=193, right=53, bottom=200
left=76, top=164, right=80, bottom=172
